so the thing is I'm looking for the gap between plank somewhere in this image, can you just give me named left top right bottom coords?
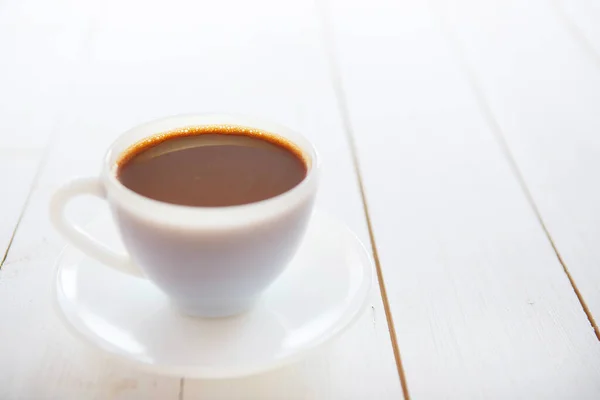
left=428, top=0, right=600, bottom=342
left=315, top=0, right=412, bottom=398
left=0, top=137, right=55, bottom=269
left=178, top=378, right=185, bottom=400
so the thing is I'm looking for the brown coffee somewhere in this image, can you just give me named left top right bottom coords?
left=116, top=125, right=307, bottom=207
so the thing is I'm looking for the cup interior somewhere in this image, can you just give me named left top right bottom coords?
left=107, top=114, right=316, bottom=173
left=100, top=114, right=320, bottom=228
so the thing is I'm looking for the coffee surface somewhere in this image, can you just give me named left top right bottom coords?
left=116, top=126, right=307, bottom=207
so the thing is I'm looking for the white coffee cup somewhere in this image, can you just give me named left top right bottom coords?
left=50, top=114, right=319, bottom=317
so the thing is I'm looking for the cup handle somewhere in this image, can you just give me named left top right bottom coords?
left=50, top=177, right=144, bottom=278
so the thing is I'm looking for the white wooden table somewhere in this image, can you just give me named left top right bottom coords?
left=2, top=0, right=600, bottom=398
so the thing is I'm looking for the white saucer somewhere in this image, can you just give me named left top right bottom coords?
left=53, top=210, right=373, bottom=379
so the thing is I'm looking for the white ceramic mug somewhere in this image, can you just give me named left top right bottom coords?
left=50, top=114, right=319, bottom=317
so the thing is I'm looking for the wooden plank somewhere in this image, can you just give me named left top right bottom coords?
left=434, top=0, right=600, bottom=339
left=0, top=0, right=403, bottom=398
left=0, top=0, right=92, bottom=148
left=0, top=127, right=183, bottom=400
left=0, top=0, right=180, bottom=398
left=327, top=0, right=600, bottom=397
left=0, top=0, right=93, bottom=261
left=0, top=0, right=86, bottom=284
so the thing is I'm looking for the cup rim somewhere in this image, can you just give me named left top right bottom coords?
left=101, top=114, right=320, bottom=228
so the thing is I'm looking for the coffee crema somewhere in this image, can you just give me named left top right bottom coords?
left=115, top=125, right=308, bottom=207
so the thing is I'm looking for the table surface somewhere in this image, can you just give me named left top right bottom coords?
left=2, top=0, right=600, bottom=398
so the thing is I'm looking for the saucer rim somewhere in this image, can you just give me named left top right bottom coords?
left=52, top=210, right=374, bottom=379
